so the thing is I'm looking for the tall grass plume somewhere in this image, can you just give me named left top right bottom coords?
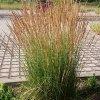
left=9, top=1, right=88, bottom=100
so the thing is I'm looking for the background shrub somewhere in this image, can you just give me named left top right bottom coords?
left=0, top=83, right=18, bottom=100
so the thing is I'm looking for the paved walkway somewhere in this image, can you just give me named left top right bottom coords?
left=0, top=34, right=25, bottom=83
left=77, top=30, right=100, bottom=77
left=0, top=10, right=100, bottom=83
left=0, top=33, right=25, bottom=83
left=0, top=11, right=25, bottom=83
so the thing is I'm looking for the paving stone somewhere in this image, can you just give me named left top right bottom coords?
left=92, top=60, right=99, bottom=64
left=2, top=66, right=11, bottom=69
left=11, top=72, right=19, bottom=77
left=89, top=57, right=95, bottom=60
left=96, top=64, right=100, bottom=67
left=87, top=64, right=96, bottom=67
left=3, top=62, right=11, bottom=65
left=76, top=67, right=85, bottom=72
left=81, top=58, right=87, bottom=61
left=0, top=69, right=9, bottom=73
left=83, top=67, right=93, bottom=71
left=0, top=73, right=9, bottom=77
left=20, top=72, right=24, bottom=76
left=12, top=65, right=19, bottom=67
left=95, top=58, right=100, bottom=60
left=13, top=58, right=19, bottom=61
left=11, top=68, right=19, bottom=72
left=0, top=77, right=26, bottom=83
left=91, top=67, right=100, bottom=71
left=79, top=71, right=96, bottom=77
left=12, top=62, right=19, bottom=65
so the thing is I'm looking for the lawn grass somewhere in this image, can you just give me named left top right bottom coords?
left=0, top=2, right=36, bottom=10
left=79, top=1, right=100, bottom=13
left=95, top=8, right=100, bottom=14
left=80, top=1, right=100, bottom=7
left=0, top=2, right=22, bottom=9
left=90, top=22, right=100, bottom=34
left=79, top=5, right=98, bottom=13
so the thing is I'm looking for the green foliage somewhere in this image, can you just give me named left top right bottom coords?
left=40, top=0, right=47, bottom=2
left=75, top=75, right=100, bottom=99
left=87, top=74, right=99, bottom=91
left=21, top=34, right=79, bottom=100
left=0, top=83, right=18, bottom=100
left=79, top=7, right=86, bottom=12
left=0, top=0, right=20, bottom=3
left=90, top=22, right=100, bottom=34
left=95, top=8, right=100, bottom=14
left=0, top=83, right=4, bottom=92
left=0, top=2, right=22, bottom=10
left=15, top=0, right=20, bottom=2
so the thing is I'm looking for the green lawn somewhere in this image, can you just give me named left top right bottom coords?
left=79, top=2, right=100, bottom=13
left=0, top=2, right=22, bottom=9
left=80, top=1, right=100, bottom=6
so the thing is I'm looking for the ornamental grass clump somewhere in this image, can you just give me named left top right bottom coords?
left=9, top=1, right=88, bottom=100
